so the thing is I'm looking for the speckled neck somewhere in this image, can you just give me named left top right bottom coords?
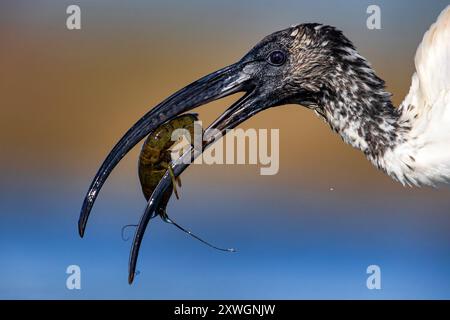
left=314, top=58, right=411, bottom=163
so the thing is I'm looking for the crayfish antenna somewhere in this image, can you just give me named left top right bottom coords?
left=160, top=211, right=236, bottom=253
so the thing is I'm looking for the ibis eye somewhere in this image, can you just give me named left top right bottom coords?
left=268, top=50, right=286, bottom=66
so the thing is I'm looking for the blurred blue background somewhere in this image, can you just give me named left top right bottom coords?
left=1, top=0, right=450, bottom=299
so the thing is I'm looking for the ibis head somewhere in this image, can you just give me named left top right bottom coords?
left=79, top=23, right=400, bottom=235
left=79, top=23, right=411, bottom=283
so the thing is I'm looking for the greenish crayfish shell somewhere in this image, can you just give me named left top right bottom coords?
left=138, top=113, right=198, bottom=203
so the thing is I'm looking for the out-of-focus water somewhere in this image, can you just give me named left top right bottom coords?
left=1, top=0, right=450, bottom=299
left=1, top=171, right=450, bottom=299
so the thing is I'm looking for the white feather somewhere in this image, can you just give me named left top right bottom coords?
left=384, top=6, right=450, bottom=186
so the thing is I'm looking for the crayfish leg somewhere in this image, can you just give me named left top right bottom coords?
left=168, top=165, right=180, bottom=199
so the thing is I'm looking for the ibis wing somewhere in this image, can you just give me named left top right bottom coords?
left=396, top=6, right=450, bottom=186
left=402, top=5, right=450, bottom=112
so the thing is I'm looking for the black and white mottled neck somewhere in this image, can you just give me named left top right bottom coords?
left=312, top=44, right=417, bottom=183
left=297, top=14, right=450, bottom=187
left=285, top=14, right=450, bottom=186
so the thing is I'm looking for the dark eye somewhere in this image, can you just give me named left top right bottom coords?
left=268, top=50, right=286, bottom=66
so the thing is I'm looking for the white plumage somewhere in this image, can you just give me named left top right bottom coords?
left=381, top=6, right=450, bottom=186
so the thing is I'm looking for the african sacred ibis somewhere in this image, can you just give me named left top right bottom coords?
left=78, top=6, right=450, bottom=283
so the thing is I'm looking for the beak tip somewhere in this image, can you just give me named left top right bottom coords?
left=78, top=198, right=92, bottom=238
left=78, top=220, right=85, bottom=238
left=128, top=273, right=134, bottom=285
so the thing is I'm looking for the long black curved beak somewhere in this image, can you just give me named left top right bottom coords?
left=128, top=90, right=269, bottom=284
left=78, top=61, right=254, bottom=237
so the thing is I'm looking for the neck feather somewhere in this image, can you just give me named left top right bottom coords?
left=321, top=86, right=405, bottom=157
left=315, top=57, right=413, bottom=179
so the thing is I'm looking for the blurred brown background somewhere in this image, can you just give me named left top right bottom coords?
left=2, top=0, right=447, bottom=191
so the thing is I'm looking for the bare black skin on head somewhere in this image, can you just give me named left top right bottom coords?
left=79, top=23, right=411, bottom=283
